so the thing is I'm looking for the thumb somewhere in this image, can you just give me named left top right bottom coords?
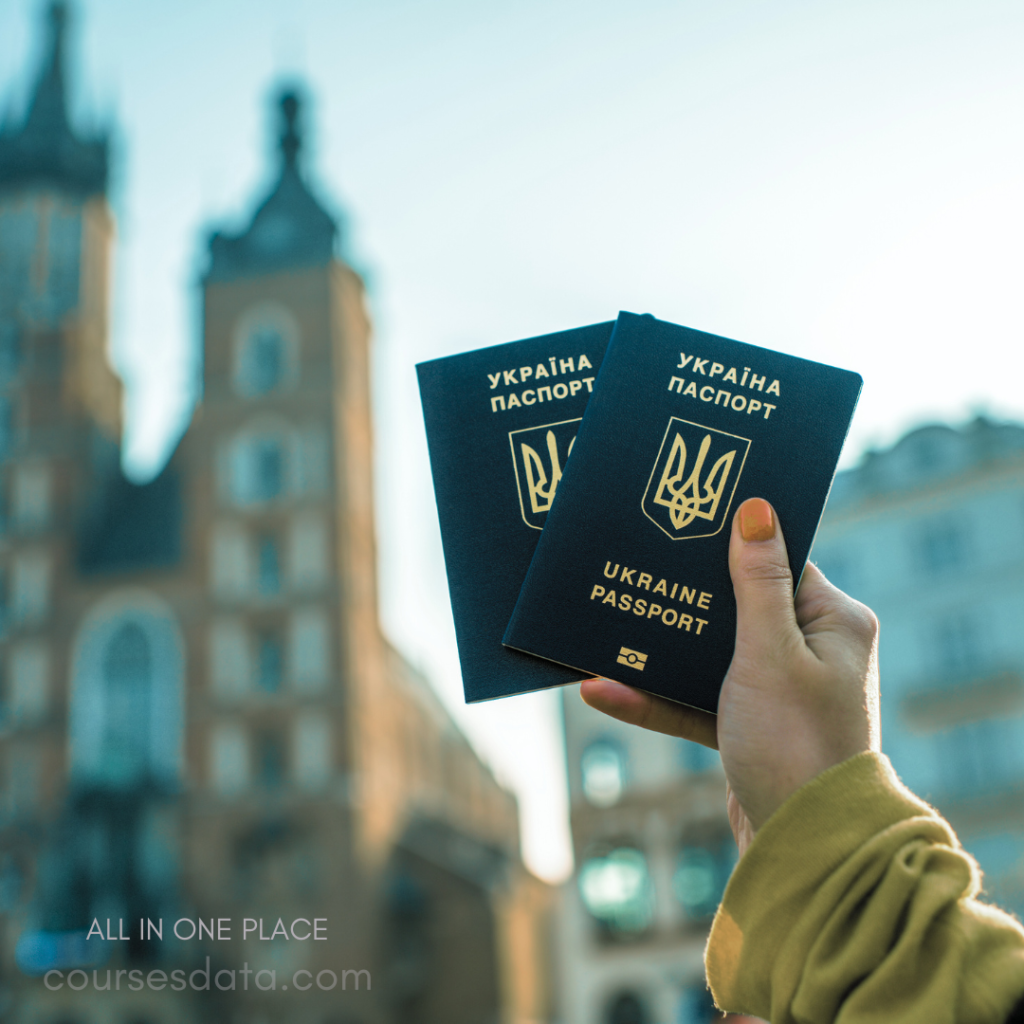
left=728, top=498, right=800, bottom=658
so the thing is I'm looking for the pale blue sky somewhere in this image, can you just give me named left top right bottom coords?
left=3, top=0, right=1023, bottom=880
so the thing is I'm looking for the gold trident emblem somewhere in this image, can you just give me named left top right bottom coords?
left=521, top=430, right=575, bottom=514
left=653, top=432, right=737, bottom=530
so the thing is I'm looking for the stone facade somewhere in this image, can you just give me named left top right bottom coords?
left=557, top=690, right=734, bottom=1024
left=0, top=5, right=552, bottom=1023
left=812, top=415, right=1024, bottom=916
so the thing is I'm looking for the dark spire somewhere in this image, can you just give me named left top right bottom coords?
left=0, top=1, right=108, bottom=197
left=279, top=90, right=301, bottom=169
left=25, top=2, right=71, bottom=140
left=206, top=87, right=339, bottom=282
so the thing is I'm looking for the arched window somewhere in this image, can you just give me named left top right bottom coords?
left=246, top=326, right=285, bottom=395
left=581, top=740, right=625, bottom=807
left=101, top=623, right=152, bottom=785
left=68, top=593, right=184, bottom=791
left=225, top=422, right=297, bottom=506
left=578, top=846, right=653, bottom=934
left=256, top=533, right=281, bottom=594
left=232, top=303, right=299, bottom=398
left=673, top=837, right=736, bottom=921
left=605, top=991, right=649, bottom=1024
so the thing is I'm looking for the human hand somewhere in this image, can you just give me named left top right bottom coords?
left=580, top=497, right=881, bottom=854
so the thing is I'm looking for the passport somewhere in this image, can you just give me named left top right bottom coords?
left=417, top=322, right=614, bottom=702
left=503, top=312, right=862, bottom=715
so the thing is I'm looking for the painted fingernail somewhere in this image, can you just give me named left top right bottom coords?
left=740, top=498, right=775, bottom=542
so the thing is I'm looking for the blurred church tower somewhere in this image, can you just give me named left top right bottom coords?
left=0, top=5, right=554, bottom=1023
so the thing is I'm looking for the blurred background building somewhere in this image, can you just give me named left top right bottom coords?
left=556, top=416, right=1024, bottom=1024
left=0, top=5, right=553, bottom=1023
left=812, top=416, right=1024, bottom=916
left=558, top=696, right=739, bottom=1024
left=3, top=3, right=1024, bottom=1024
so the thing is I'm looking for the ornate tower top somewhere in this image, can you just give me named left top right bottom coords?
left=206, top=88, right=339, bottom=282
left=0, top=1, right=108, bottom=197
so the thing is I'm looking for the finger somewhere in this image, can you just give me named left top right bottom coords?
left=579, top=677, right=719, bottom=749
left=729, top=498, right=799, bottom=655
left=797, top=561, right=880, bottom=650
left=794, top=560, right=837, bottom=628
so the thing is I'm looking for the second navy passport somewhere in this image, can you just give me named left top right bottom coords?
left=504, top=312, right=862, bottom=715
left=417, top=322, right=614, bottom=702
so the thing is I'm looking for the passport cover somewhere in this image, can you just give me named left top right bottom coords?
left=503, top=312, right=862, bottom=714
left=417, top=322, right=614, bottom=702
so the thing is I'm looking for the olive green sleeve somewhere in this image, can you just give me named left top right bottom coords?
left=705, top=752, right=1024, bottom=1024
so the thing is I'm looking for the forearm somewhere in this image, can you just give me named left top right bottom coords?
left=706, top=753, right=1024, bottom=1024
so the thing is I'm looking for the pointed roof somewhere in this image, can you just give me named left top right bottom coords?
left=0, top=1, right=108, bottom=197
left=206, top=89, right=339, bottom=282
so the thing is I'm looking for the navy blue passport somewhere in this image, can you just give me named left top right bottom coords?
left=417, top=322, right=614, bottom=702
left=503, top=312, right=862, bottom=715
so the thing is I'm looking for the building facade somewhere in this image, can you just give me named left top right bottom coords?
left=812, top=415, right=1024, bottom=916
left=558, top=690, right=740, bottom=1024
left=556, top=415, right=1024, bottom=1024
left=0, top=5, right=553, bottom=1023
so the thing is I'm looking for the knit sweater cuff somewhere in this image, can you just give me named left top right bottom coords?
left=705, top=752, right=1024, bottom=1024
